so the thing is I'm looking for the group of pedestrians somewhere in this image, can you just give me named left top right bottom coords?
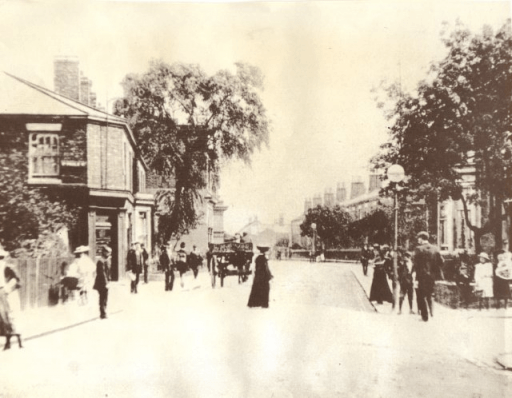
left=159, top=242, right=203, bottom=291
left=466, top=250, right=512, bottom=310
left=365, top=230, right=512, bottom=320
left=0, top=243, right=114, bottom=350
left=366, top=231, right=444, bottom=322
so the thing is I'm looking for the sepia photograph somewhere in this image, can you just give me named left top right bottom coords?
left=0, top=0, right=512, bottom=396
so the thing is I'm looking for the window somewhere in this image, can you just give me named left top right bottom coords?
left=139, top=212, right=147, bottom=242
left=29, top=133, right=60, bottom=177
left=138, top=168, right=146, bottom=193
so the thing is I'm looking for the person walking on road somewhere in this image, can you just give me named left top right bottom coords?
left=398, top=251, right=415, bottom=314
left=412, top=231, right=444, bottom=322
left=0, top=248, right=22, bottom=350
left=141, top=243, right=149, bottom=284
left=174, top=242, right=189, bottom=289
left=369, top=244, right=393, bottom=305
left=188, top=245, right=202, bottom=279
left=360, top=244, right=372, bottom=276
left=127, top=242, right=143, bottom=294
left=248, top=245, right=274, bottom=308
left=474, top=252, right=494, bottom=310
left=160, top=245, right=174, bottom=291
left=93, top=246, right=111, bottom=319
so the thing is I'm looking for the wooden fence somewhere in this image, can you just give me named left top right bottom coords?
left=8, top=256, right=74, bottom=311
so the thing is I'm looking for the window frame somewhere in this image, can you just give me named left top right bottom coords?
left=28, top=132, right=61, bottom=179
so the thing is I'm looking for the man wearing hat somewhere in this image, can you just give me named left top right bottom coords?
left=127, top=242, right=143, bottom=293
left=412, top=231, right=444, bottom=321
left=94, top=246, right=112, bottom=319
left=160, top=244, right=174, bottom=291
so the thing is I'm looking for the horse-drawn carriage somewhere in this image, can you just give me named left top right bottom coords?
left=208, top=242, right=254, bottom=288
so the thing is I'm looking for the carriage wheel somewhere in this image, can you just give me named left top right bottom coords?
left=211, top=257, right=217, bottom=288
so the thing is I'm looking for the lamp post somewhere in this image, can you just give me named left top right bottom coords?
left=502, top=131, right=512, bottom=250
left=388, top=164, right=405, bottom=311
left=311, top=223, right=317, bottom=262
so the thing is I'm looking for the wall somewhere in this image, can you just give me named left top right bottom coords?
left=59, top=120, right=87, bottom=184
left=87, top=123, right=131, bottom=191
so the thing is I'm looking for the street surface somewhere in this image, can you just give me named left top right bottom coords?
left=2, top=261, right=512, bottom=397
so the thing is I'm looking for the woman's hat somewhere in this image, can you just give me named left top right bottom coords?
left=478, top=252, right=490, bottom=261
left=73, top=245, right=90, bottom=254
left=257, top=245, right=270, bottom=252
left=417, top=231, right=429, bottom=240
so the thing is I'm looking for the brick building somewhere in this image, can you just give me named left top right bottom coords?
left=0, top=71, right=153, bottom=281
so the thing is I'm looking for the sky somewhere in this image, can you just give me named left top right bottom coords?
left=0, top=0, right=510, bottom=233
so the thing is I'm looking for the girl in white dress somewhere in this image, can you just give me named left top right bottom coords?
left=474, top=252, right=494, bottom=310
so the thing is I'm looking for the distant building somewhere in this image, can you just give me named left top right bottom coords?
left=238, top=217, right=289, bottom=248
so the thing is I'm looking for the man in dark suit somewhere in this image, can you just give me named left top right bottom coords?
left=127, top=242, right=143, bottom=293
left=94, top=246, right=111, bottom=319
left=160, top=245, right=174, bottom=291
left=141, top=244, right=149, bottom=284
left=412, top=231, right=444, bottom=322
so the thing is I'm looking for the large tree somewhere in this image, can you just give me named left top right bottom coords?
left=115, top=61, right=270, bottom=244
left=372, top=20, right=512, bottom=251
left=300, top=205, right=353, bottom=249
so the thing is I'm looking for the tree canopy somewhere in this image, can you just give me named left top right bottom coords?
left=115, top=61, right=270, bottom=244
left=300, top=205, right=353, bottom=249
left=372, top=20, right=512, bottom=250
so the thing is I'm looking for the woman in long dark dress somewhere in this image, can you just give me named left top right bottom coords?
left=494, top=251, right=512, bottom=309
left=369, top=245, right=393, bottom=305
left=248, top=246, right=273, bottom=308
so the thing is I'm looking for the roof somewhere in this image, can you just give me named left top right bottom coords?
left=340, top=190, right=380, bottom=207
left=0, top=72, right=148, bottom=170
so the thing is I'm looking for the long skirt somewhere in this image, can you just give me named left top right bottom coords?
left=369, top=267, right=393, bottom=303
left=494, top=276, right=511, bottom=299
left=248, top=280, right=270, bottom=308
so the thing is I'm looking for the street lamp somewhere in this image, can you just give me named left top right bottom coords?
left=387, top=164, right=405, bottom=311
left=311, top=223, right=317, bottom=262
left=502, top=132, right=512, bottom=250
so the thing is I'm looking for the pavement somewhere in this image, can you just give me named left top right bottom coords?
left=349, top=260, right=512, bottom=371
left=19, top=280, right=130, bottom=341
left=3, top=260, right=512, bottom=397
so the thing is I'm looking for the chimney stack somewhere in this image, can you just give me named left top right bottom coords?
left=350, top=176, right=365, bottom=199
left=337, top=182, right=347, bottom=204
left=324, top=188, right=335, bottom=208
left=54, top=56, right=99, bottom=108
left=54, top=57, right=80, bottom=101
